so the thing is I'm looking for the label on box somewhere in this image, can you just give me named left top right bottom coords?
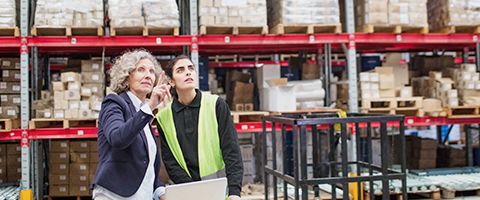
left=81, top=143, right=87, bottom=148
left=60, top=153, right=67, bottom=159
left=54, top=112, right=64, bottom=119
left=80, top=153, right=87, bottom=159
left=92, top=63, right=99, bottom=69
left=60, top=164, right=67, bottom=170
left=2, top=61, right=10, bottom=66
left=80, top=164, right=87, bottom=171
left=12, top=85, right=20, bottom=91
left=13, top=97, right=20, bottom=104
left=59, top=175, right=66, bottom=180
left=92, top=74, right=100, bottom=81
left=0, top=82, right=6, bottom=89
left=80, top=176, right=87, bottom=181
left=2, top=71, right=8, bottom=77
left=92, top=87, right=98, bottom=93
left=14, top=74, right=20, bottom=80
left=1, top=95, right=6, bottom=102
left=222, top=0, right=246, bottom=6
left=60, top=143, right=67, bottom=148
left=7, top=110, right=16, bottom=116
left=45, top=112, right=51, bottom=118
left=80, top=186, right=87, bottom=191
left=59, top=187, right=66, bottom=192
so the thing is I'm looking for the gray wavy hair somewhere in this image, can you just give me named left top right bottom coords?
left=109, top=49, right=162, bottom=93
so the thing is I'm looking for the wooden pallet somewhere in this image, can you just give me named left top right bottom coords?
left=231, top=111, right=269, bottom=123
left=200, top=25, right=268, bottom=35
left=110, top=26, right=144, bottom=36
left=143, top=27, right=179, bottom=36
left=434, top=25, right=480, bottom=34
left=366, top=190, right=440, bottom=200
left=48, top=196, right=91, bottom=200
left=270, top=108, right=340, bottom=115
left=441, top=188, right=480, bottom=199
left=209, top=55, right=238, bottom=62
left=31, top=26, right=103, bottom=36
left=361, top=24, right=429, bottom=34
left=238, top=55, right=274, bottom=62
left=29, top=118, right=97, bottom=129
left=446, top=106, right=480, bottom=118
left=361, top=108, right=425, bottom=117
left=270, top=23, right=342, bottom=34
left=0, top=27, right=19, bottom=36
left=361, top=97, right=423, bottom=109
left=0, top=119, right=20, bottom=131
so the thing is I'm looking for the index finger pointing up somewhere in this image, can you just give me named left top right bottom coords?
left=157, top=71, right=166, bottom=86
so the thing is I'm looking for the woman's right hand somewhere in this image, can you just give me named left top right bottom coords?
left=149, top=71, right=172, bottom=110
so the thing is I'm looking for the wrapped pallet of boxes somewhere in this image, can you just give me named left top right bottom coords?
left=355, top=0, right=389, bottom=32
left=388, top=0, right=428, bottom=30
left=0, top=0, right=16, bottom=29
left=428, top=0, right=480, bottom=33
left=0, top=58, right=21, bottom=119
left=108, top=0, right=144, bottom=29
left=199, top=0, right=267, bottom=34
left=267, top=0, right=341, bottom=34
left=81, top=60, right=104, bottom=118
left=143, top=0, right=180, bottom=35
left=71, top=0, right=103, bottom=28
left=34, top=0, right=74, bottom=27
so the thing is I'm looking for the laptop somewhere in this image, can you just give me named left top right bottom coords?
left=164, top=177, right=228, bottom=200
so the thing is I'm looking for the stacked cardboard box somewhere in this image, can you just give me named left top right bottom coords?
left=437, top=145, right=466, bottom=168
left=72, top=0, right=103, bottom=27
left=406, top=137, right=437, bottom=169
left=6, top=143, right=21, bottom=183
left=227, top=70, right=254, bottom=111
left=447, top=64, right=480, bottom=106
left=359, top=71, right=380, bottom=99
left=0, top=0, right=15, bottom=28
left=413, top=71, right=459, bottom=107
left=267, top=0, right=340, bottom=26
left=356, top=0, right=427, bottom=30
left=35, top=0, right=103, bottom=28
left=257, top=64, right=296, bottom=112
left=428, top=0, right=480, bottom=32
left=49, top=140, right=98, bottom=196
left=199, top=0, right=267, bottom=27
left=0, top=58, right=21, bottom=119
left=143, top=0, right=180, bottom=28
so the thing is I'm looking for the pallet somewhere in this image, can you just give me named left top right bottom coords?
left=200, top=25, right=268, bottom=35
left=231, top=111, right=269, bottom=123
left=270, top=23, right=342, bottom=34
left=441, top=188, right=480, bottom=199
left=361, top=108, right=425, bottom=117
left=143, top=27, right=179, bottom=36
left=238, top=55, right=274, bottom=62
left=270, top=108, right=340, bottom=115
left=110, top=26, right=144, bottom=36
left=209, top=55, right=238, bottom=62
left=29, top=118, right=98, bottom=129
left=0, top=27, right=19, bottom=36
left=361, top=97, right=423, bottom=109
left=365, top=190, right=440, bottom=200
left=434, top=25, right=480, bottom=34
left=48, top=196, right=91, bottom=200
left=446, top=106, right=480, bottom=118
left=31, top=26, right=103, bottom=36
left=423, top=110, right=448, bottom=117
left=361, top=24, right=429, bottom=34
left=0, top=119, right=20, bottom=131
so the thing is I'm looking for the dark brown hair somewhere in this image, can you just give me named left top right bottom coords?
left=163, top=54, right=191, bottom=79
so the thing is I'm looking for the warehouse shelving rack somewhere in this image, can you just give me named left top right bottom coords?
left=0, top=0, right=479, bottom=198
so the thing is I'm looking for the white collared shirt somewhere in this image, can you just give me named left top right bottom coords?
left=93, top=91, right=162, bottom=199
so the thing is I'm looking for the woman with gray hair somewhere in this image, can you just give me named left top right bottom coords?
left=92, top=49, right=170, bottom=200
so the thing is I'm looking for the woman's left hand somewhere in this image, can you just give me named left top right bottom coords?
left=228, top=195, right=241, bottom=200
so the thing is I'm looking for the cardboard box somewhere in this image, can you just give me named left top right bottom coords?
left=67, top=82, right=81, bottom=90
left=49, top=152, right=69, bottom=164
left=70, top=141, right=91, bottom=153
left=398, top=87, right=412, bottom=98
left=69, top=174, right=90, bottom=185
left=376, top=67, right=395, bottom=89
left=1, top=70, right=20, bottom=81
left=65, top=90, right=81, bottom=100
left=0, top=94, right=20, bottom=106
left=89, top=97, right=102, bottom=111
left=50, top=163, right=69, bottom=175
left=78, top=100, right=90, bottom=110
left=0, top=82, right=20, bottom=94
left=54, top=99, right=68, bottom=110
left=0, top=144, right=6, bottom=155
left=52, top=82, right=65, bottom=91
left=228, top=70, right=251, bottom=83
left=81, top=87, right=92, bottom=97
left=227, top=81, right=254, bottom=109
left=0, top=165, right=7, bottom=181
left=36, top=108, right=53, bottom=118
left=61, top=72, right=81, bottom=83
left=81, top=72, right=105, bottom=83
left=240, top=145, right=253, bottom=161
left=0, top=106, right=20, bottom=119
left=69, top=100, right=80, bottom=109
left=302, top=64, right=320, bottom=80
left=89, top=152, right=98, bottom=163
left=78, top=109, right=91, bottom=118
left=260, top=86, right=296, bottom=112
left=379, top=89, right=396, bottom=98
left=53, top=110, right=65, bottom=119
left=83, top=83, right=105, bottom=97
left=50, top=140, right=69, bottom=153
left=41, top=90, right=51, bottom=100
left=70, top=152, right=89, bottom=163
left=89, top=140, right=98, bottom=152
left=0, top=58, right=20, bottom=70
left=69, top=184, right=90, bottom=196
left=70, top=163, right=89, bottom=176
left=409, top=137, right=437, bottom=150
left=49, top=174, right=68, bottom=185
left=49, top=185, right=69, bottom=196
left=267, top=78, right=288, bottom=87
left=81, top=60, right=103, bottom=72
left=6, top=143, right=20, bottom=155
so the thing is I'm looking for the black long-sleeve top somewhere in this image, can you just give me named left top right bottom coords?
left=157, top=89, right=243, bottom=196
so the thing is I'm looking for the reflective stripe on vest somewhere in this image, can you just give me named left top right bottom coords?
left=156, top=92, right=225, bottom=179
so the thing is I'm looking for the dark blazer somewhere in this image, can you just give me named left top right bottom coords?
left=93, top=92, right=164, bottom=197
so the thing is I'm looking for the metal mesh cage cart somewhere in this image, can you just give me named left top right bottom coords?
left=262, top=113, right=408, bottom=200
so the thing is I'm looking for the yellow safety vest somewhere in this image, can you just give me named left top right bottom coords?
left=156, top=92, right=225, bottom=179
